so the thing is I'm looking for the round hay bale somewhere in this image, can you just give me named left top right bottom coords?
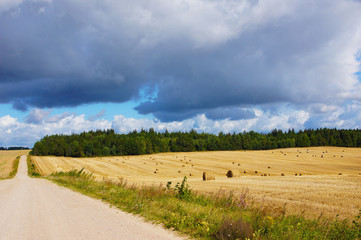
left=226, top=170, right=234, bottom=178
left=226, top=170, right=240, bottom=178
left=202, top=172, right=215, bottom=181
left=281, top=173, right=285, bottom=176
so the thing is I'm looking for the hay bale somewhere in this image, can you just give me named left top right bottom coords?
left=268, top=166, right=271, bottom=169
left=226, top=170, right=240, bottom=178
left=226, top=170, right=234, bottom=178
left=281, top=173, right=285, bottom=176
left=178, top=170, right=182, bottom=173
left=202, top=172, right=215, bottom=181
left=238, top=163, right=241, bottom=166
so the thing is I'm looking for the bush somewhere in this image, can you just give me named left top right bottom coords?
left=175, top=176, right=192, bottom=200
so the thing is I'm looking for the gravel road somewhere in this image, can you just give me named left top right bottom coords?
left=0, top=155, right=186, bottom=240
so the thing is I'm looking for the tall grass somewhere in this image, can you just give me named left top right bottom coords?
left=47, top=170, right=361, bottom=240
left=8, top=155, right=21, bottom=179
left=27, top=155, right=40, bottom=177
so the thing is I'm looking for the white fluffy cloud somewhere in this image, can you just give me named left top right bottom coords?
left=3, top=102, right=361, bottom=147
left=0, top=113, right=110, bottom=147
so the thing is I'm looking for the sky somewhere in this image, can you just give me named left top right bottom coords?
left=1, top=0, right=361, bottom=147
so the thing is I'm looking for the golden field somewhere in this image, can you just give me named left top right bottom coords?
left=31, top=147, right=361, bottom=219
left=0, top=150, right=30, bottom=178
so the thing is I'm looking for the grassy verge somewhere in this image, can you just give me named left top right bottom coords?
left=27, top=155, right=41, bottom=177
left=8, top=155, right=21, bottom=178
left=47, top=169, right=360, bottom=240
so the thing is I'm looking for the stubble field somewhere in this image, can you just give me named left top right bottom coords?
left=0, top=150, right=30, bottom=179
left=31, top=147, right=361, bottom=219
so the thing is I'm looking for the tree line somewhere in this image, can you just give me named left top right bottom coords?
left=30, top=128, right=361, bottom=157
left=0, top=146, right=30, bottom=150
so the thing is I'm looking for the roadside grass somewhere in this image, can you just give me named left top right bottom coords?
left=8, top=156, right=21, bottom=179
left=46, top=169, right=361, bottom=240
left=27, top=155, right=41, bottom=177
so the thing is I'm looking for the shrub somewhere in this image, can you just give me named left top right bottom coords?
left=175, top=176, right=192, bottom=200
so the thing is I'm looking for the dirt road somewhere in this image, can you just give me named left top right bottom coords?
left=0, top=156, right=185, bottom=240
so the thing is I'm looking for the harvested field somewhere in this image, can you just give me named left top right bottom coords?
left=0, top=150, right=30, bottom=179
left=32, top=147, right=361, bottom=219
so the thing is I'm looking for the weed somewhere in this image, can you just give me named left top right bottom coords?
left=214, top=217, right=253, bottom=240
left=175, top=176, right=192, bottom=200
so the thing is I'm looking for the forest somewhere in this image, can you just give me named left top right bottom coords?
left=30, top=128, right=361, bottom=157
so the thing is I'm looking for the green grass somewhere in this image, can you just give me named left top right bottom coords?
left=44, top=169, right=361, bottom=240
left=27, top=155, right=41, bottom=177
left=8, top=155, right=21, bottom=179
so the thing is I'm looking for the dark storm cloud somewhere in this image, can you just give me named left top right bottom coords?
left=205, top=107, right=255, bottom=121
left=1, top=0, right=361, bottom=122
left=0, top=0, right=147, bottom=110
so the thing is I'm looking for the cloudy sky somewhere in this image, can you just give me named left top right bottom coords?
left=1, top=0, right=361, bottom=147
